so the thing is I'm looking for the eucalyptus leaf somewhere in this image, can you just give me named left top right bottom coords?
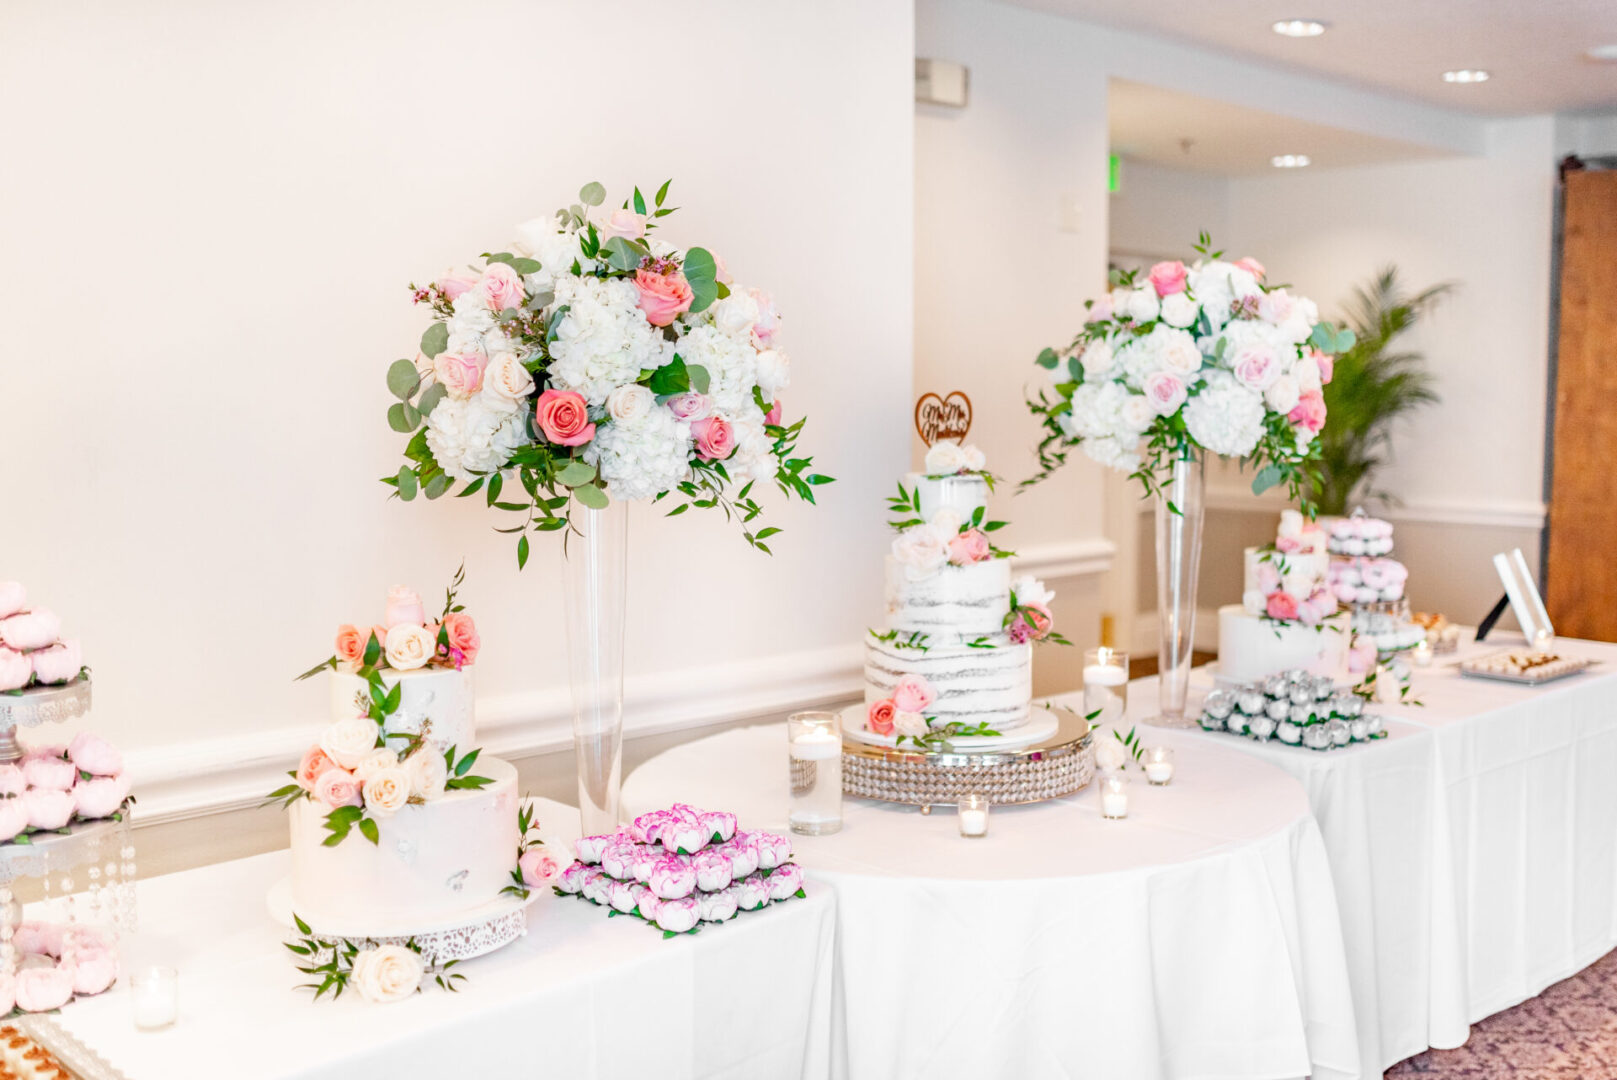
left=387, top=402, right=420, bottom=433
left=579, top=181, right=606, bottom=207
left=417, top=381, right=447, bottom=416
left=423, top=473, right=451, bottom=500
left=397, top=466, right=418, bottom=501
left=557, top=461, right=597, bottom=487
left=1251, top=464, right=1283, bottom=495
left=420, top=322, right=449, bottom=359
left=574, top=484, right=609, bottom=510
left=1036, top=347, right=1060, bottom=370
left=687, top=364, right=711, bottom=394
left=387, top=359, right=420, bottom=400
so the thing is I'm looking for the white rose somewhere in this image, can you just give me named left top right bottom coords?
left=482, top=352, right=535, bottom=401
left=711, top=290, right=760, bottom=339
left=891, top=525, right=949, bottom=581
left=928, top=507, right=964, bottom=535
left=351, top=944, right=424, bottom=1005
left=754, top=348, right=791, bottom=396
left=406, top=749, right=448, bottom=802
left=1282, top=571, right=1316, bottom=600
left=606, top=384, right=654, bottom=424
left=1120, top=394, right=1155, bottom=434
left=1156, top=329, right=1203, bottom=376
left=1125, top=289, right=1161, bottom=323
left=384, top=624, right=434, bottom=671
left=354, top=749, right=397, bottom=783
left=1010, top=575, right=1055, bottom=608
left=1243, top=589, right=1267, bottom=615
left=960, top=443, right=987, bottom=472
left=894, top=711, right=929, bottom=737
left=1079, top=341, right=1115, bottom=378
left=320, top=716, right=379, bottom=770
left=1264, top=374, right=1300, bottom=415
left=1160, top=291, right=1199, bottom=328
left=361, top=766, right=412, bottom=818
left=924, top=439, right=969, bottom=476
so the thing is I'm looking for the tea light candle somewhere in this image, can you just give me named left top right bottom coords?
left=1099, top=774, right=1129, bottom=819
left=957, top=794, right=990, bottom=838
left=1083, top=647, right=1130, bottom=726
left=1412, top=640, right=1434, bottom=668
left=1142, top=746, right=1175, bottom=785
left=131, top=966, right=178, bottom=1031
left=790, top=729, right=841, bottom=761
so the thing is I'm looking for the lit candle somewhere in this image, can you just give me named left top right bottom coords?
left=957, top=794, right=990, bottom=837
left=1412, top=640, right=1434, bottom=668
left=1142, top=746, right=1175, bottom=785
left=1083, top=648, right=1130, bottom=726
left=1099, top=773, right=1129, bottom=819
left=131, top=966, right=178, bottom=1031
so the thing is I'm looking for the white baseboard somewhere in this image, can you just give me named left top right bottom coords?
left=1130, top=606, right=1223, bottom=655
left=124, top=642, right=866, bottom=828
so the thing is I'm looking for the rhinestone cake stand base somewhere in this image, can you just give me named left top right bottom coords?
left=841, top=707, right=1094, bottom=807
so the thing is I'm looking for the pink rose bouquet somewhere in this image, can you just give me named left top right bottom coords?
left=1028, top=236, right=1354, bottom=511
left=387, top=179, right=829, bottom=569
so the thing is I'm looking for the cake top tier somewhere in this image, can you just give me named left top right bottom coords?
left=1327, top=511, right=1393, bottom=557
left=0, top=583, right=84, bottom=692
left=898, top=438, right=995, bottom=522
left=310, top=574, right=481, bottom=678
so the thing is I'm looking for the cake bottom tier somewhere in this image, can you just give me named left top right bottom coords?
left=1217, top=606, right=1350, bottom=685
left=289, top=756, right=519, bottom=928
left=863, top=637, right=1031, bottom=730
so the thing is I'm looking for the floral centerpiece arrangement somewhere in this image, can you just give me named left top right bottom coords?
left=382, top=180, right=831, bottom=565
left=556, top=804, right=806, bottom=937
left=0, top=583, right=86, bottom=693
left=270, top=575, right=491, bottom=846
left=1026, top=236, right=1355, bottom=503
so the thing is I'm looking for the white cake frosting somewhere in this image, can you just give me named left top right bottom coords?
left=1217, top=605, right=1350, bottom=684
left=864, top=636, right=1031, bottom=729
left=884, top=556, right=1010, bottom=640
left=288, top=755, right=520, bottom=928
left=904, top=470, right=988, bottom=524
left=329, top=665, right=475, bottom=754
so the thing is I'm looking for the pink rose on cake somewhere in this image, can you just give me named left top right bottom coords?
left=23, top=789, right=75, bottom=830
left=0, top=649, right=29, bottom=693
left=947, top=529, right=991, bottom=566
left=296, top=747, right=338, bottom=791
left=72, top=774, right=131, bottom=820
left=440, top=612, right=480, bottom=666
left=313, top=768, right=362, bottom=810
left=334, top=625, right=369, bottom=665
left=69, top=732, right=123, bottom=777
left=384, top=587, right=427, bottom=629
left=0, top=609, right=59, bottom=652
left=891, top=675, right=936, bottom=715
left=519, top=843, right=570, bottom=889
left=1265, top=591, right=1299, bottom=621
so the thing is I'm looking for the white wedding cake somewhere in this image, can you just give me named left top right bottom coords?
left=1218, top=510, right=1349, bottom=684
left=859, top=440, right=1062, bottom=744
left=276, top=585, right=520, bottom=933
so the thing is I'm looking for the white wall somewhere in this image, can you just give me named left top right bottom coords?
left=0, top=1, right=914, bottom=788
left=1109, top=159, right=1230, bottom=261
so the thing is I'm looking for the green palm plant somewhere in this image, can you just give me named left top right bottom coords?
left=1314, top=267, right=1454, bottom=515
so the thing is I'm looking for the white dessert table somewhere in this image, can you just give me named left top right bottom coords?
left=1125, top=632, right=1617, bottom=1076
left=622, top=724, right=1361, bottom=1080
left=52, top=797, right=837, bottom=1080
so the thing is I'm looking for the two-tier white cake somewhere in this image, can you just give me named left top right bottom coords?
left=1218, top=510, right=1349, bottom=684
left=860, top=441, right=1061, bottom=744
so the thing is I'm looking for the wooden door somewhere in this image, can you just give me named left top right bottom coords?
left=1547, top=169, right=1617, bottom=640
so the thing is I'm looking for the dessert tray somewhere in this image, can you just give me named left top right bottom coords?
left=1458, top=650, right=1595, bottom=686
left=266, top=878, right=538, bottom=964
left=839, top=704, right=1059, bottom=751
left=841, top=705, right=1094, bottom=808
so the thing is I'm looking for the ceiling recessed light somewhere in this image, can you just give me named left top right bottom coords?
left=1587, top=44, right=1617, bottom=62
left=1272, top=154, right=1311, bottom=168
left=1272, top=19, right=1328, bottom=37
left=1442, top=69, right=1490, bottom=83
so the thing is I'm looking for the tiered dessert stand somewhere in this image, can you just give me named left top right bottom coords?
left=837, top=705, right=1095, bottom=810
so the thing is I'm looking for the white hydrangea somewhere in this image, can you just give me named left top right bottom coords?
left=726, top=405, right=777, bottom=485
left=584, top=406, right=692, bottom=502
left=1183, top=370, right=1267, bottom=458
left=1064, top=380, right=1131, bottom=439
left=1115, top=336, right=1159, bottom=389
left=512, top=220, right=594, bottom=291
left=1128, top=323, right=1203, bottom=384
left=679, top=324, right=758, bottom=414
left=1081, top=435, right=1141, bottom=474
left=425, top=396, right=530, bottom=482
left=1209, top=317, right=1292, bottom=368
left=1188, top=261, right=1260, bottom=332
left=547, top=276, right=670, bottom=406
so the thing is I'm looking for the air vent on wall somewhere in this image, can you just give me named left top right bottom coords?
left=916, top=59, right=969, bottom=108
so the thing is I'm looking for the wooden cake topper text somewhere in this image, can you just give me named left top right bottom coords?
left=914, top=391, right=973, bottom=447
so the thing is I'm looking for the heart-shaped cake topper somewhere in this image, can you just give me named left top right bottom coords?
left=914, top=391, right=973, bottom=447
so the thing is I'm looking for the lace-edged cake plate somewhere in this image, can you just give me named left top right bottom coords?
left=839, top=704, right=1059, bottom=751
left=266, top=879, right=538, bottom=964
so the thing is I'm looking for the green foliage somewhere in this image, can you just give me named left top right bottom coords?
left=1314, top=267, right=1453, bottom=515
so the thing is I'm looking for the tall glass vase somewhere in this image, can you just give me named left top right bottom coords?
left=563, top=502, right=628, bottom=837
left=1151, top=454, right=1205, bottom=728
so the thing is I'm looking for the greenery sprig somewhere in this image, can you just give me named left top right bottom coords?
left=284, top=914, right=464, bottom=1000
left=869, top=628, right=931, bottom=652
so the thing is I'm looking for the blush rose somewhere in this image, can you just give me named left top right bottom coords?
left=535, top=389, right=595, bottom=447
left=691, top=416, right=735, bottom=461
left=866, top=699, right=896, bottom=736
left=634, top=269, right=694, bottom=327
left=1147, top=260, right=1188, bottom=297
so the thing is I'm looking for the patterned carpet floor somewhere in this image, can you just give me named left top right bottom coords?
left=1386, top=949, right=1617, bottom=1077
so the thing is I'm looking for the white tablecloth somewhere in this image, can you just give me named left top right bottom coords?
left=1132, top=633, right=1617, bottom=1076
left=623, top=724, right=1360, bottom=1080
left=55, top=798, right=837, bottom=1080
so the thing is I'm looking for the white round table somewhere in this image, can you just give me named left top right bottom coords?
left=623, top=724, right=1360, bottom=1080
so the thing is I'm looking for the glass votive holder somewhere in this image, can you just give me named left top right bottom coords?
left=1083, top=647, right=1130, bottom=727
left=131, top=966, right=178, bottom=1031
left=787, top=710, right=843, bottom=836
left=957, top=794, right=990, bottom=838
left=1099, top=773, right=1130, bottom=820
left=1142, top=746, right=1175, bottom=785
left=1412, top=640, right=1434, bottom=668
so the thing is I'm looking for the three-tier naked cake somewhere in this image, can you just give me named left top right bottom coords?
left=269, top=581, right=529, bottom=962
left=857, top=439, right=1064, bottom=749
